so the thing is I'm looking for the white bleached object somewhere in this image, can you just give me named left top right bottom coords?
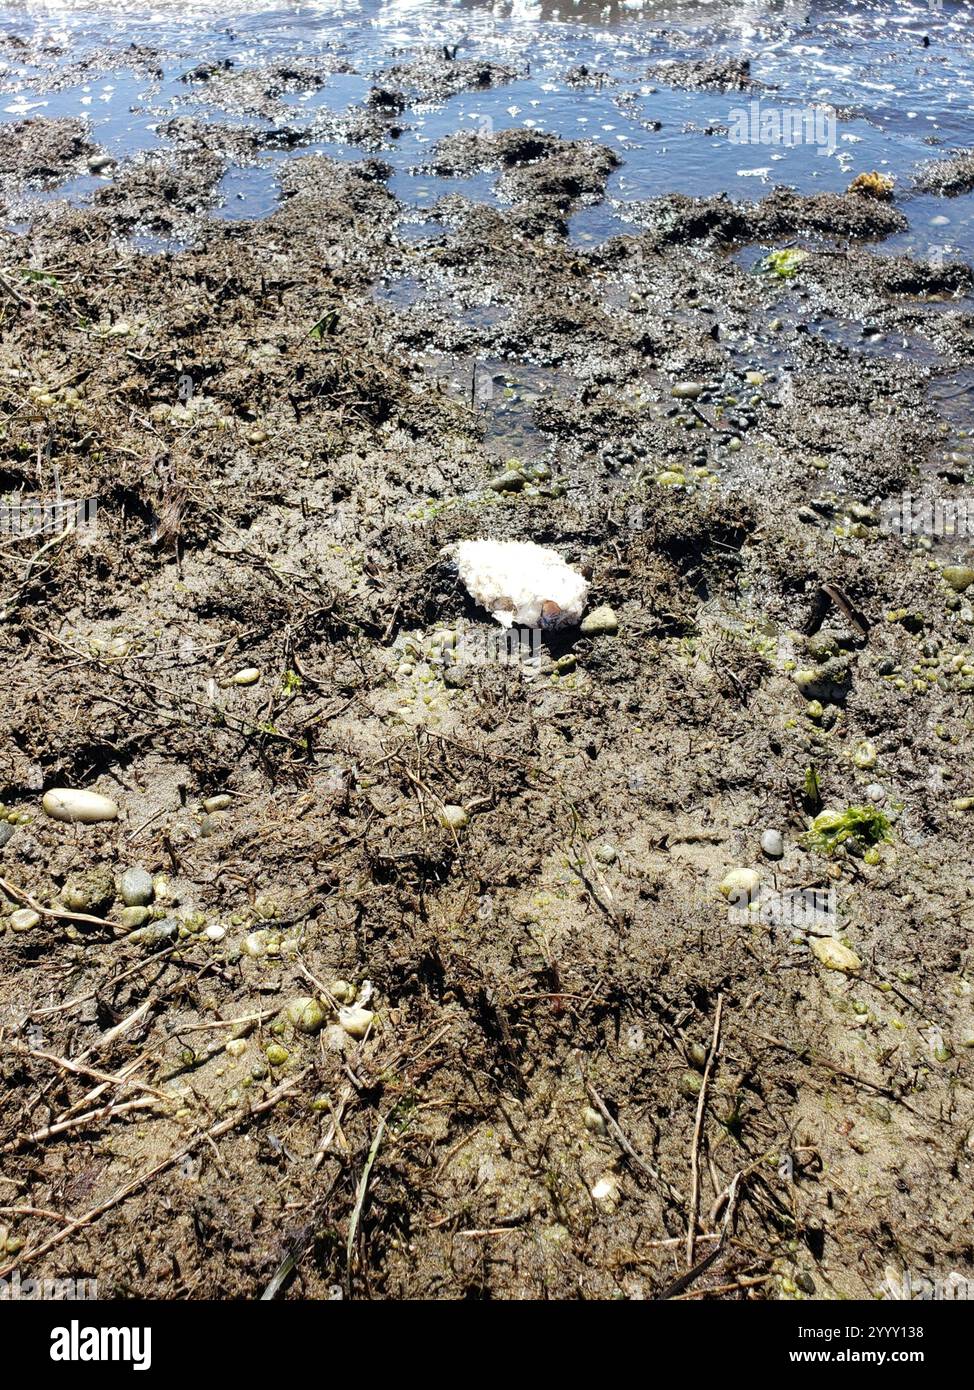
left=445, top=539, right=589, bottom=628
left=42, top=788, right=119, bottom=824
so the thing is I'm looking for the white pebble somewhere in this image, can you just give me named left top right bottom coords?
left=231, top=667, right=261, bottom=686
left=591, top=1174, right=621, bottom=1211
left=760, top=829, right=784, bottom=858
left=719, top=867, right=760, bottom=901
left=339, top=1005, right=376, bottom=1039
left=42, top=788, right=119, bottom=824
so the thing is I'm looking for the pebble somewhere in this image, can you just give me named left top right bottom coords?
left=120, top=866, right=154, bottom=907
left=0, top=822, right=14, bottom=849
left=265, top=1044, right=289, bottom=1066
left=284, top=996, right=327, bottom=1034
left=719, top=867, right=760, bottom=902
left=866, top=784, right=886, bottom=803
left=594, top=843, right=617, bottom=864
left=242, top=929, right=278, bottom=957
left=42, top=788, right=119, bottom=824
left=127, top=917, right=179, bottom=946
left=943, top=566, right=974, bottom=593
left=671, top=381, right=705, bottom=399
left=583, top=1105, right=607, bottom=1135
left=225, top=1039, right=248, bottom=1059
left=438, top=804, right=469, bottom=831
left=793, top=660, right=850, bottom=703
left=806, top=633, right=837, bottom=662
left=488, top=469, right=525, bottom=493
left=152, top=873, right=174, bottom=903
left=231, top=667, right=261, bottom=686
left=10, top=908, right=40, bottom=932
left=203, top=794, right=232, bottom=813
left=204, top=924, right=226, bottom=942
left=254, top=893, right=281, bottom=921
left=339, top=1005, right=376, bottom=1039
left=760, top=829, right=784, bottom=858
left=853, top=741, right=878, bottom=770
left=591, top=1174, right=621, bottom=1211
left=87, top=153, right=116, bottom=174
left=811, top=937, right=861, bottom=973
left=63, top=867, right=115, bottom=913
left=118, top=906, right=151, bottom=929
left=580, top=604, right=619, bottom=636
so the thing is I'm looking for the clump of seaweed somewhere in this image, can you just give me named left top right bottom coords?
left=761, top=247, right=809, bottom=278
left=803, top=805, right=893, bottom=856
left=847, top=170, right=895, bottom=200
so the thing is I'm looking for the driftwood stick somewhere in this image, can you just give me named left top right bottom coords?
left=687, top=993, right=724, bottom=1266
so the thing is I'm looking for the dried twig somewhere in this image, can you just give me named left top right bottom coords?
left=15, top=1046, right=169, bottom=1101
left=345, top=1114, right=388, bottom=1298
left=3, top=1097, right=161, bottom=1154
left=687, top=993, right=724, bottom=1266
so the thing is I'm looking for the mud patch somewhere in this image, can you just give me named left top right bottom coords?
left=645, top=57, right=769, bottom=94
left=378, top=49, right=518, bottom=104
left=914, top=148, right=974, bottom=197
left=430, top=129, right=621, bottom=213
left=0, top=116, right=98, bottom=187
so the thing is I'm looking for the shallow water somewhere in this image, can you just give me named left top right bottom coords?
left=2, top=0, right=974, bottom=250
left=3, top=0, right=974, bottom=459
